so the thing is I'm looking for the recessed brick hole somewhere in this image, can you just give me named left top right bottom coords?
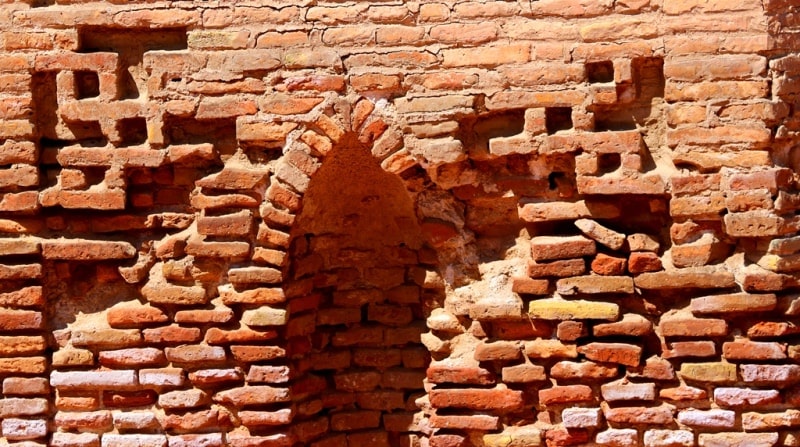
left=586, top=60, right=615, bottom=83
left=597, top=153, right=622, bottom=174
left=79, top=27, right=188, bottom=53
left=117, top=117, right=148, bottom=146
left=545, top=107, right=573, bottom=134
left=164, top=115, right=237, bottom=155
left=32, top=71, right=59, bottom=139
left=82, top=166, right=107, bottom=186
left=65, top=120, right=106, bottom=143
left=474, top=110, right=526, bottom=143
left=548, top=171, right=566, bottom=190
left=74, top=71, right=100, bottom=99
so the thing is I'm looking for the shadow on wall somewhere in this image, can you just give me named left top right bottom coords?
left=765, top=1, right=800, bottom=171
left=282, top=135, right=444, bottom=446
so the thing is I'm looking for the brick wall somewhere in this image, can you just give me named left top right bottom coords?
left=1, top=0, right=800, bottom=446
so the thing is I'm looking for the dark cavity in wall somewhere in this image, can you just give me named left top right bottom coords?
left=545, top=107, right=574, bottom=134
left=285, top=136, right=439, bottom=446
left=586, top=60, right=615, bottom=83
left=78, top=27, right=188, bottom=100
left=591, top=57, right=665, bottom=132
left=163, top=115, right=237, bottom=156
left=460, top=110, right=526, bottom=159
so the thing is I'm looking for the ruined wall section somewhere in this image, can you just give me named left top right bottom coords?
left=0, top=1, right=799, bottom=446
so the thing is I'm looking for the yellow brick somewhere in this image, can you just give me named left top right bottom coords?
left=679, top=362, right=737, bottom=384
left=528, top=299, right=619, bottom=321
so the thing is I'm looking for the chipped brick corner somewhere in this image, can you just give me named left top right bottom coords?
left=1, top=0, right=800, bottom=446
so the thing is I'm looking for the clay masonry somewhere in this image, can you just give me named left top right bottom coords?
left=2, top=1, right=800, bottom=446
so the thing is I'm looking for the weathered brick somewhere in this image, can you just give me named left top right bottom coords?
left=691, top=292, right=777, bottom=314
left=698, top=433, right=779, bottom=447
left=429, top=387, right=524, bottom=412
left=539, top=385, right=594, bottom=405
left=557, top=275, right=634, bottom=295
left=442, top=43, right=530, bottom=68
left=723, top=340, right=786, bottom=361
left=51, top=370, right=138, bottom=390
left=603, top=404, right=675, bottom=425
left=551, top=361, right=619, bottom=380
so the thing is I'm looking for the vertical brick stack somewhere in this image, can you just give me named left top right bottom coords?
left=1, top=0, right=800, bottom=446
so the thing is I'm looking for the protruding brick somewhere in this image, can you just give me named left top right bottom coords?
left=531, top=235, right=596, bottom=261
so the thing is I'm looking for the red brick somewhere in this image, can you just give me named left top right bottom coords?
left=205, top=328, right=277, bottom=345
left=531, top=235, right=596, bottom=261
left=723, top=340, right=786, bottom=361
left=551, top=361, right=619, bottom=380
left=502, top=364, right=547, bottom=383
left=143, top=325, right=201, bottom=344
left=748, top=321, right=800, bottom=339
left=426, top=366, right=495, bottom=385
left=603, top=404, right=675, bottom=425
left=691, top=292, right=777, bottom=314
left=98, top=348, right=166, bottom=368
left=0, top=357, right=48, bottom=375
left=55, top=410, right=113, bottom=432
left=0, top=309, right=42, bottom=331
left=230, top=345, right=286, bottom=362
left=430, top=434, right=468, bottom=447
left=429, top=387, right=525, bottom=412
left=174, top=309, right=234, bottom=325
left=163, top=409, right=233, bottom=433
left=442, top=43, right=530, bottom=68
left=430, top=22, right=498, bottom=45
left=107, top=305, right=168, bottom=328
left=474, top=340, right=522, bottom=361
left=330, top=410, right=381, bottom=431
left=594, top=314, right=653, bottom=337
left=664, top=341, right=717, bottom=359
left=545, top=428, right=590, bottom=446
left=2, top=377, right=49, bottom=396
left=660, top=385, right=708, bottom=402
left=578, top=343, right=642, bottom=367
left=381, top=369, right=426, bottom=390
left=430, top=414, right=499, bottom=430
left=165, top=345, right=226, bottom=365
left=557, top=321, right=587, bottom=341
left=539, top=385, right=594, bottom=405
left=635, top=269, right=736, bottom=290
left=591, top=253, right=627, bottom=275
left=528, top=259, right=587, bottom=278
left=215, top=385, right=290, bottom=407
